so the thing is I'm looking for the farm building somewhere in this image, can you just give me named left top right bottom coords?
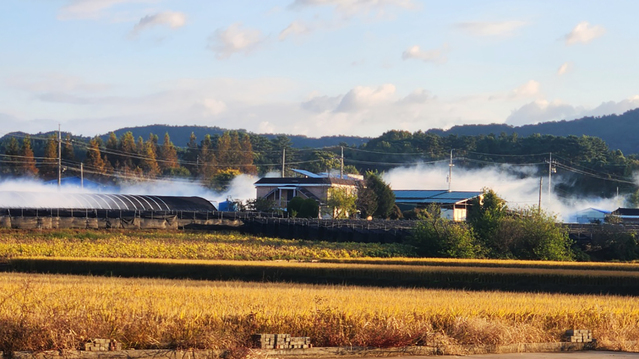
left=393, top=190, right=482, bottom=221
left=568, top=207, right=611, bottom=224
left=254, top=169, right=360, bottom=212
left=0, top=191, right=216, bottom=212
left=0, top=191, right=219, bottom=230
left=610, top=208, right=639, bottom=223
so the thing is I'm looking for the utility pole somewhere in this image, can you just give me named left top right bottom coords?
left=538, top=177, right=542, bottom=215
left=447, top=149, right=454, bottom=192
left=281, top=148, right=286, bottom=177
left=340, top=146, right=344, bottom=179
left=547, top=152, right=554, bottom=206
left=57, top=124, right=61, bottom=188
left=81, top=163, right=84, bottom=189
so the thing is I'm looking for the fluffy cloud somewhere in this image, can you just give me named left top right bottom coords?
left=334, top=84, right=396, bottom=112
left=131, top=11, right=186, bottom=35
left=565, top=21, right=605, bottom=45
left=58, top=0, right=157, bottom=20
left=557, top=62, right=572, bottom=76
left=279, top=21, right=312, bottom=41
left=288, top=0, right=417, bottom=17
left=401, top=45, right=448, bottom=64
left=511, top=80, right=540, bottom=98
left=455, top=20, right=527, bottom=37
left=208, top=23, right=265, bottom=59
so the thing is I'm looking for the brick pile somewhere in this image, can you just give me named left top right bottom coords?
left=251, top=334, right=312, bottom=349
left=565, top=329, right=593, bottom=343
left=84, top=339, right=122, bottom=351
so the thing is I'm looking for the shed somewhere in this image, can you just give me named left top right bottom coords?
left=393, top=190, right=482, bottom=221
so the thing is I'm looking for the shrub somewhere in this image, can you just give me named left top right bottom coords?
left=411, top=215, right=480, bottom=258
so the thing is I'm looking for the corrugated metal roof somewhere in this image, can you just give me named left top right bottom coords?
left=393, top=190, right=481, bottom=204
left=393, top=190, right=447, bottom=199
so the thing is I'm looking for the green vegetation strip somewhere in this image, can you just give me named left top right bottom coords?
left=7, top=257, right=639, bottom=295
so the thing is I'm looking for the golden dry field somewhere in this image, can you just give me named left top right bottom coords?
left=0, top=229, right=413, bottom=260
left=0, top=272, right=638, bottom=353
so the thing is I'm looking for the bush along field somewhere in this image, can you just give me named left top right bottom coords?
left=1, top=272, right=639, bottom=354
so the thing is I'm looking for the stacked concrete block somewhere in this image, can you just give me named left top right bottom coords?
left=84, top=339, right=122, bottom=351
left=251, top=334, right=276, bottom=349
left=288, top=336, right=312, bottom=349
left=565, top=329, right=593, bottom=343
left=251, top=334, right=312, bottom=349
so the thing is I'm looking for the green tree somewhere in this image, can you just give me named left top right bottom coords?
left=356, top=181, right=377, bottom=218
left=411, top=212, right=480, bottom=258
left=327, top=187, right=357, bottom=219
left=467, top=188, right=507, bottom=256
left=365, top=172, right=395, bottom=218
left=494, top=207, right=574, bottom=261
left=3, top=137, right=20, bottom=175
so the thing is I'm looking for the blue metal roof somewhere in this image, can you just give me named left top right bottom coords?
left=393, top=190, right=481, bottom=204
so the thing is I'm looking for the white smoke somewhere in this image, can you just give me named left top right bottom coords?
left=0, top=174, right=260, bottom=210
left=382, top=163, right=624, bottom=222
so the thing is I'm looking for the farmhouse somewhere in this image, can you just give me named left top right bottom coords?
left=254, top=169, right=360, bottom=211
left=393, top=190, right=482, bottom=221
left=568, top=207, right=611, bottom=224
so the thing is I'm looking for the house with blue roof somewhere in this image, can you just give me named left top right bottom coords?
left=393, top=190, right=482, bottom=221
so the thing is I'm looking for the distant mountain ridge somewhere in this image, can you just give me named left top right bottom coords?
left=98, top=125, right=369, bottom=149
left=3, top=108, right=639, bottom=154
left=427, top=108, right=639, bottom=154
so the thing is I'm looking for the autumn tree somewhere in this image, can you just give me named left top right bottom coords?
left=159, top=132, right=179, bottom=173
left=118, top=132, right=136, bottom=171
left=41, top=135, right=58, bottom=180
left=85, top=137, right=106, bottom=176
left=139, top=140, right=161, bottom=178
left=62, top=134, right=75, bottom=162
left=198, top=134, right=217, bottom=181
left=20, top=136, right=38, bottom=177
left=239, top=133, right=257, bottom=175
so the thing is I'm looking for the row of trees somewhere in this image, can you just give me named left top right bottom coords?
left=3, top=128, right=639, bottom=198
left=411, top=189, right=575, bottom=261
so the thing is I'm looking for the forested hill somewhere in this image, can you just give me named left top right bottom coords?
left=99, top=125, right=369, bottom=149
left=428, top=108, right=639, bottom=155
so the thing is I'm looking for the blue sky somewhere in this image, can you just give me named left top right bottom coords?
left=1, top=0, right=639, bottom=139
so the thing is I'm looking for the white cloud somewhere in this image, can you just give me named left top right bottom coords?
left=511, top=80, right=540, bottom=98
left=557, top=62, right=572, bottom=76
left=565, top=21, right=605, bottom=45
left=288, top=0, right=417, bottom=18
left=400, top=88, right=429, bottom=104
left=130, top=11, right=186, bottom=36
left=279, top=21, right=312, bottom=41
left=455, top=20, right=527, bottom=37
left=402, top=45, right=448, bottom=64
left=58, top=0, right=158, bottom=20
left=208, top=23, right=265, bottom=60
left=334, top=84, right=396, bottom=112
